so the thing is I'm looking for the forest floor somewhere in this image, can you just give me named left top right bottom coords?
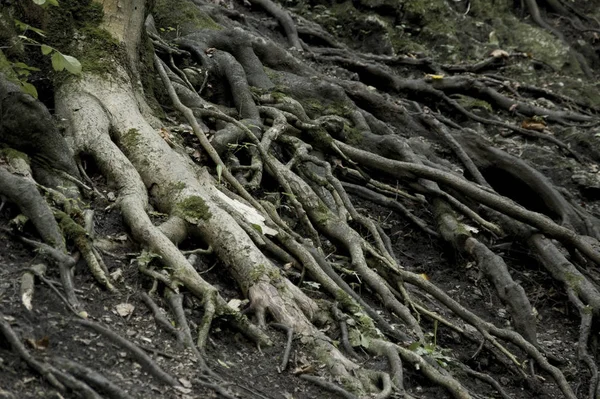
left=0, top=168, right=587, bottom=398
left=1, top=0, right=599, bottom=398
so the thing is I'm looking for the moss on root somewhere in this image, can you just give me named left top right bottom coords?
left=0, top=147, right=30, bottom=163
left=121, top=128, right=142, bottom=150
left=45, top=0, right=124, bottom=82
left=153, top=0, right=221, bottom=34
left=176, top=196, right=212, bottom=223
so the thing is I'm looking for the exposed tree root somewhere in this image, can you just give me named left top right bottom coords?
left=2, top=0, right=600, bottom=397
left=75, top=319, right=181, bottom=387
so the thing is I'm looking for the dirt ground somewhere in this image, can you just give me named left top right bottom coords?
left=0, top=168, right=589, bottom=398
left=1, top=0, right=599, bottom=398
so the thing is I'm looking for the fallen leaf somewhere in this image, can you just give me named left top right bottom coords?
left=179, top=378, right=192, bottom=388
left=490, top=49, right=509, bottom=58
left=521, top=119, right=546, bottom=131
left=110, top=268, right=123, bottom=281
left=227, top=298, right=243, bottom=311
left=174, top=386, right=192, bottom=394
left=116, top=303, right=135, bottom=317
left=25, top=336, right=49, bottom=350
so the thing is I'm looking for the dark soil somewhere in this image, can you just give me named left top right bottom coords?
left=0, top=166, right=589, bottom=398
left=2, top=0, right=599, bottom=398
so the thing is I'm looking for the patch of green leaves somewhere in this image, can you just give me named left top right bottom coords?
left=408, top=342, right=453, bottom=368
left=32, top=0, right=59, bottom=6
left=50, top=51, right=82, bottom=74
left=8, top=61, right=41, bottom=98
left=349, top=328, right=371, bottom=349
left=134, top=250, right=162, bottom=268
left=17, top=31, right=82, bottom=75
left=14, top=19, right=46, bottom=37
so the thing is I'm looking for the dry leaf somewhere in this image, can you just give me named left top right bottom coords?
left=179, top=378, right=192, bottom=388
left=26, top=336, right=49, bottom=351
left=116, top=303, right=135, bottom=317
left=521, top=119, right=546, bottom=131
left=192, top=149, right=202, bottom=161
left=490, top=49, right=509, bottom=59
left=227, top=298, right=243, bottom=311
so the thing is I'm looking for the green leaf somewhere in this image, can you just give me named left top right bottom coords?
left=31, top=0, right=59, bottom=6
left=61, top=53, right=82, bottom=74
left=20, top=82, right=38, bottom=99
left=408, top=342, right=421, bottom=351
left=41, top=44, right=53, bottom=55
left=135, top=250, right=162, bottom=267
left=18, top=35, right=38, bottom=44
left=51, top=51, right=65, bottom=71
left=51, top=52, right=82, bottom=75
left=14, top=20, right=46, bottom=36
left=216, top=164, right=223, bottom=183
left=12, top=62, right=39, bottom=71
left=348, top=328, right=361, bottom=347
left=360, top=334, right=370, bottom=349
left=217, top=359, right=230, bottom=369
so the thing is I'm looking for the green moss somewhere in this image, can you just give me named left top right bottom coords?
left=77, top=27, right=124, bottom=77
left=139, top=35, right=165, bottom=118
left=56, top=210, right=86, bottom=246
left=564, top=272, right=584, bottom=292
left=0, top=51, right=26, bottom=88
left=271, top=90, right=288, bottom=102
left=249, top=263, right=267, bottom=284
left=0, top=11, right=24, bottom=60
left=176, top=195, right=212, bottom=223
left=121, top=128, right=142, bottom=149
left=153, top=0, right=221, bottom=34
left=343, top=124, right=363, bottom=145
left=268, top=268, right=281, bottom=281
left=309, top=126, right=334, bottom=148
left=336, top=289, right=357, bottom=308
left=0, top=147, right=29, bottom=162
left=403, top=0, right=455, bottom=37
left=45, top=0, right=125, bottom=81
left=312, top=202, right=332, bottom=225
left=453, top=94, right=493, bottom=113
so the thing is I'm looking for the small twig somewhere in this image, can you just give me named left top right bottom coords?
left=0, top=313, right=65, bottom=391
left=53, top=357, right=134, bottom=399
left=453, top=362, right=512, bottom=399
left=270, top=323, right=293, bottom=371
left=75, top=319, right=180, bottom=387
left=140, top=292, right=182, bottom=341
left=181, top=245, right=213, bottom=255
left=330, top=304, right=360, bottom=359
left=299, top=374, right=359, bottom=399
left=30, top=267, right=82, bottom=317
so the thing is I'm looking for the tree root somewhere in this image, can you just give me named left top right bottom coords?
left=3, top=0, right=597, bottom=397
left=75, top=319, right=181, bottom=387
left=52, top=357, right=134, bottom=399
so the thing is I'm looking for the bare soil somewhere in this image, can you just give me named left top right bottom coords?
left=0, top=171, right=588, bottom=398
